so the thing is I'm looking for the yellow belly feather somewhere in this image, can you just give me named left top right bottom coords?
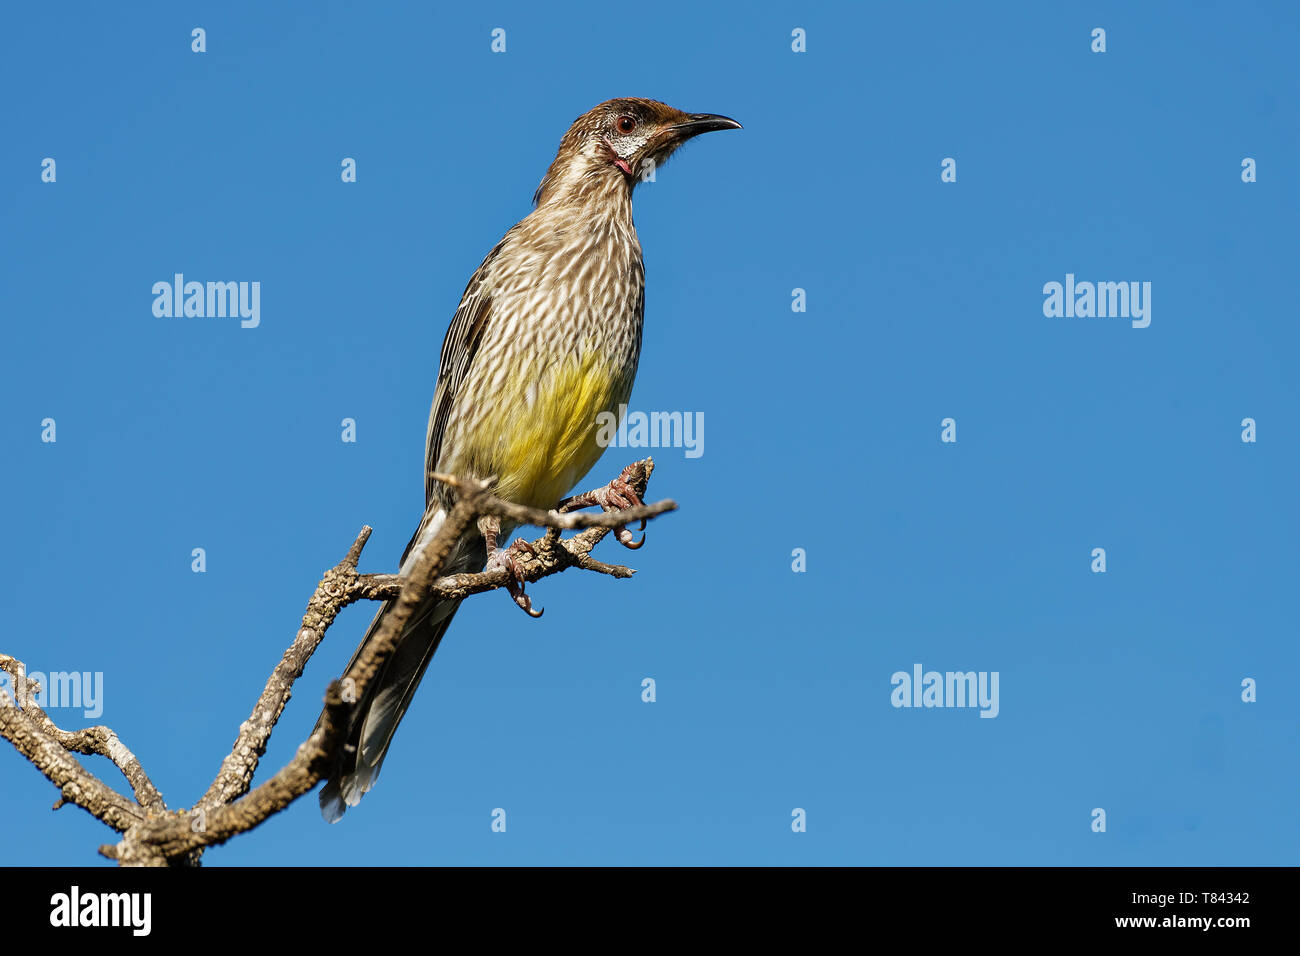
left=468, top=352, right=622, bottom=510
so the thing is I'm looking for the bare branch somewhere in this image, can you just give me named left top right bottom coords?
left=0, top=655, right=165, bottom=812
left=113, top=481, right=500, bottom=861
left=196, top=526, right=374, bottom=811
left=2, top=459, right=671, bottom=865
left=108, top=679, right=351, bottom=862
left=0, top=685, right=144, bottom=833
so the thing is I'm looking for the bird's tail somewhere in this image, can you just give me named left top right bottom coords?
left=318, top=508, right=485, bottom=822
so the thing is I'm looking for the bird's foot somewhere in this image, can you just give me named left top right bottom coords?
left=481, top=517, right=543, bottom=618
left=558, top=463, right=647, bottom=550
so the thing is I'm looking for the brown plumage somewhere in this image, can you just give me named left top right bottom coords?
left=318, top=98, right=740, bottom=821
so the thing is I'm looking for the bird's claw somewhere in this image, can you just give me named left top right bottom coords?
left=559, top=464, right=647, bottom=550
left=487, top=539, right=543, bottom=618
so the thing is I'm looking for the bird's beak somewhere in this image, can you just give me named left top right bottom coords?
left=664, top=113, right=743, bottom=141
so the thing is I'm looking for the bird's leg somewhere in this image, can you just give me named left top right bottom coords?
left=479, top=515, right=543, bottom=618
left=557, top=462, right=647, bottom=550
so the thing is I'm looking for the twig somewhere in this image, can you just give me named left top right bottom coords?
left=0, top=459, right=670, bottom=865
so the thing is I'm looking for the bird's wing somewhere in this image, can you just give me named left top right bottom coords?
left=421, top=236, right=509, bottom=510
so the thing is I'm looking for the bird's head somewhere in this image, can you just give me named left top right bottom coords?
left=533, top=97, right=741, bottom=206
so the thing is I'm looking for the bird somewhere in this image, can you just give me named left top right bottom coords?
left=317, top=98, right=741, bottom=821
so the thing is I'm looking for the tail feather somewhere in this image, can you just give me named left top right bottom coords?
left=318, top=508, right=486, bottom=822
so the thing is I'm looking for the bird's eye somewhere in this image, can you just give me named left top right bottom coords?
left=616, top=116, right=637, bottom=134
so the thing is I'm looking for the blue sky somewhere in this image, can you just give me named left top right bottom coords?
left=1, top=1, right=1295, bottom=865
